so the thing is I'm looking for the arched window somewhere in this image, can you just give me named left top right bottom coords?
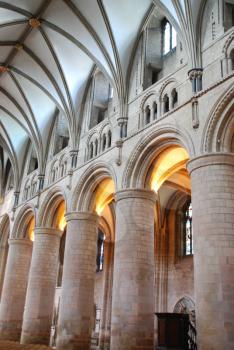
left=145, top=105, right=151, bottom=124
left=96, top=229, right=105, bottom=272
left=162, top=19, right=177, bottom=55
left=107, top=130, right=112, bottom=148
left=153, top=102, right=158, bottom=120
left=90, top=71, right=112, bottom=129
left=183, top=202, right=193, bottom=256
left=102, top=134, right=107, bottom=151
left=171, top=88, right=178, bottom=108
left=163, top=94, right=169, bottom=113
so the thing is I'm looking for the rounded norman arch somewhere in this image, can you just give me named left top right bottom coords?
left=71, top=161, right=117, bottom=212
left=174, top=296, right=196, bottom=326
left=158, top=78, right=177, bottom=100
left=12, top=204, right=36, bottom=239
left=38, top=186, right=67, bottom=228
left=202, top=84, right=234, bottom=153
left=122, top=124, right=195, bottom=189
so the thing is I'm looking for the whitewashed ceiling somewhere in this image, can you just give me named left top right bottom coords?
left=0, top=0, right=206, bottom=186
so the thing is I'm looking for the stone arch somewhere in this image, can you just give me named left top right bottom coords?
left=174, top=296, right=196, bottom=325
left=223, top=31, right=234, bottom=58
left=99, top=120, right=111, bottom=135
left=12, top=204, right=36, bottom=239
left=71, top=161, right=117, bottom=212
left=174, top=295, right=195, bottom=313
left=158, top=78, right=177, bottom=100
left=140, top=93, right=158, bottom=127
left=38, top=186, right=67, bottom=228
left=122, top=124, right=195, bottom=189
left=87, top=131, right=100, bottom=160
left=139, top=92, right=157, bottom=111
left=202, top=84, right=234, bottom=153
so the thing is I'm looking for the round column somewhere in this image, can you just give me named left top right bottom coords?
left=0, top=238, right=32, bottom=340
left=56, top=212, right=98, bottom=350
left=187, top=153, right=234, bottom=350
left=110, top=189, right=156, bottom=350
left=21, top=228, right=61, bottom=345
left=0, top=243, right=9, bottom=300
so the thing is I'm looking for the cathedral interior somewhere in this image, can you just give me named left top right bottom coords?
left=0, top=0, right=233, bottom=349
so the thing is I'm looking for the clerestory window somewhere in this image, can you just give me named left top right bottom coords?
left=162, top=20, right=177, bottom=55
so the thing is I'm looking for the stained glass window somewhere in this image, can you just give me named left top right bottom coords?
left=184, top=202, right=193, bottom=255
left=96, top=230, right=105, bottom=272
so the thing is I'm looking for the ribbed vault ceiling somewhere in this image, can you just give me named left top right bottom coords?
left=0, top=0, right=205, bottom=184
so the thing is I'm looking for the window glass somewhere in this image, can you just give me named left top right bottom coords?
left=184, top=202, right=193, bottom=255
left=164, top=22, right=171, bottom=54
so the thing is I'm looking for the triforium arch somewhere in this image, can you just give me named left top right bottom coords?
left=202, top=84, right=234, bottom=153
left=122, top=124, right=195, bottom=189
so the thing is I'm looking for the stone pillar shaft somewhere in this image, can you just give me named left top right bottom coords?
left=57, top=212, right=98, bottom=350
left=0, top=238, right=32, bottom=341
left=99, top=242, right=114, bottom=349
left=21, top=228, right=61, bottom=345
left=110, top=189, right=156, bottom=350
left=188, top=153, right=234, bottom=350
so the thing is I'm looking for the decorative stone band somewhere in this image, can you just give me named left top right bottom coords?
left=187, top=152, right=234, bottom=175
left=34, top=227, right=62, bottom=238
left=115, top=188, right=157, bottom=203
left=65, top=211, right=98, bottom=223
left=8, top=238, right=33, bottom=247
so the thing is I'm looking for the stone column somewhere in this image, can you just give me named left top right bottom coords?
left=0, top=243, right=9, bottom=300
left=0, top=238, right=32, bottom=340
left=56, top=212, right=98, bottom=350
left=110, top=189, right=156, bottom=350
left=99, top=242, right=114, bottom=349
left=21, top=228, right=61, bottom=345
left=187, top=153, right=234, bottom=350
